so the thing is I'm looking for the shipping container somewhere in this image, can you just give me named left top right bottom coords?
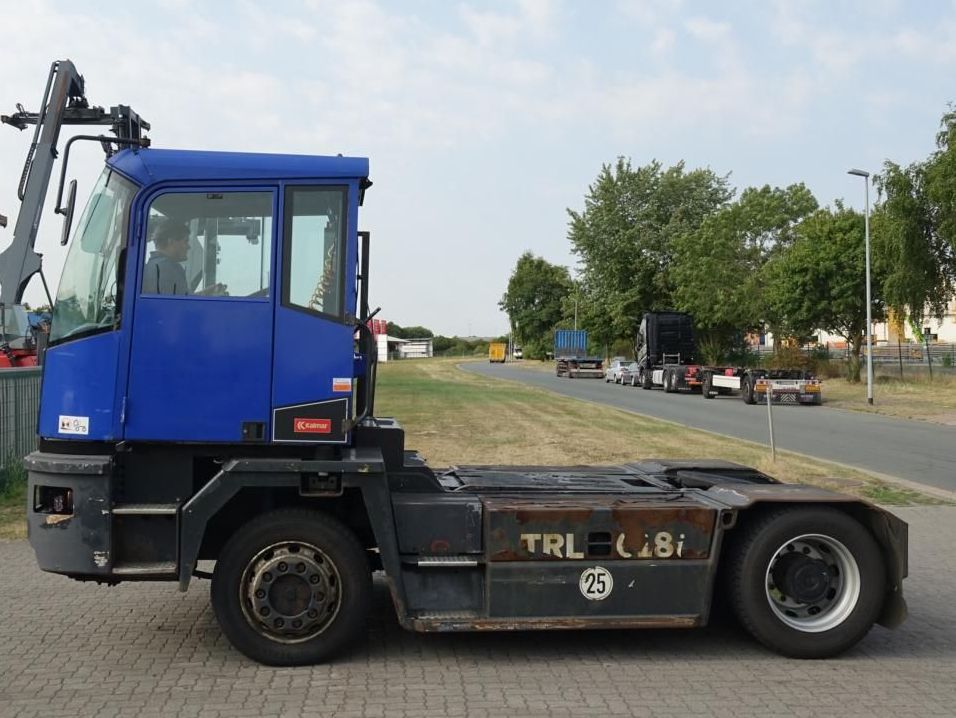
left=553, top=329, right=589, bottom=358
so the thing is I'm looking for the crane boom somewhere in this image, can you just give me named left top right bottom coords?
left=0, top=59, right=149, bottom=306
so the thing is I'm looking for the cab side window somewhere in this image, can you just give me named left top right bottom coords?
left=142, top=191, right=273, bottom=298
left=283, top=187, right=346, bottom=318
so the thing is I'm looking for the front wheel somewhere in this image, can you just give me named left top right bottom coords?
left=702, top=372, right=715, bottom=399
left=641, top=368, right=652, bottom=390
left=211, top=509, right=372, bottom=666
left=726, top=507, right=886, bottom=659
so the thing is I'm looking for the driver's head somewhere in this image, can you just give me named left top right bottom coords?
left=151, top=219, right=190, bottom=261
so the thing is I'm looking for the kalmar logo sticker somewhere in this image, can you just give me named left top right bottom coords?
left=293, top=418, right=331, bottom=434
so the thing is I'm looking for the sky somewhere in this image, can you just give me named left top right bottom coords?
left=1, top=0, right=955, bottom=337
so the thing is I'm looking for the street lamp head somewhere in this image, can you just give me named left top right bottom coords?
left=847, top=168, right=870, bottom=178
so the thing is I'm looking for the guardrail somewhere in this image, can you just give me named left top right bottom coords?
left=0, top=367, right=41, bottom=469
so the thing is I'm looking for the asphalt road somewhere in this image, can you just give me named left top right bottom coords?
left=464, top=362, right=956, bottom=493
left=2, top=506, right=954, bottom=717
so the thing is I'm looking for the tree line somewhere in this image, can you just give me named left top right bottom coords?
left=499, top=109, right=956, bottom=381
left=385, top=321, right=507, bottom=357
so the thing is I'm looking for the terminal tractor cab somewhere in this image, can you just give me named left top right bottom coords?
left=6, top=61, right=908, bottom=666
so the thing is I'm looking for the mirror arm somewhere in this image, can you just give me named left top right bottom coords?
left=54, top=134, right=149, bottom=217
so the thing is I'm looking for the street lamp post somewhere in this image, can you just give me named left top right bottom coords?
left=848, top=168, right=874, bottom=405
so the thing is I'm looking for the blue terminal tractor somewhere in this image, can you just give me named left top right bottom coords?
left=3, top=61, right=908, bottom=665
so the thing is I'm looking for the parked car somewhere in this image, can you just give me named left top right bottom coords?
left=619, top=361, right=641, bottom=386
left=604, top=357, right=632, bottom=383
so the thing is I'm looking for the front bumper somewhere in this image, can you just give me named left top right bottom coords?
left=25, top=451, right=114, bottom=578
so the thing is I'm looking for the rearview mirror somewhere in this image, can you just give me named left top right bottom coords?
left=59, top=179, right=77, bottom=246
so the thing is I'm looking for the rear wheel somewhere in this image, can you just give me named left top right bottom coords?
left=726, top=507, right=885, bottom=659
left=742, top=376, right=756, bottom=404
left=663, top=369, right=674, bottom=393
left=211, top=509, right=371, bottom=666
left=703, top=372, right=715, bottom=399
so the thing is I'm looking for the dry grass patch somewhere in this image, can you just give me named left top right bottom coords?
left=823, top=373, right=956, bottom=425
left=376, top=358, right=944, bottom=506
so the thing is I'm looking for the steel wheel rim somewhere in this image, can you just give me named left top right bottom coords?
left=239, top=540, right=343, bottom=644
left=764, top=533, right=861, bottom=633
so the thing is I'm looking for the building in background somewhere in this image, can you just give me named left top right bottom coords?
left=399, top=338, right=434, bottom=359
left=367, top=319, right=433, bottom=361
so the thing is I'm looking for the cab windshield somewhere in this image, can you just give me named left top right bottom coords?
left=50, top=169, right=137, bottom=344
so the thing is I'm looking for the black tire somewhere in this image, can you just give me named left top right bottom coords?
left=641, top=368, right=652, bottom=390
left=725, top=507, right=886, bottom=659
left=211, top=509, right=372, bottom=666
left=741, top=375, right=756, bottom=404
left=663, top=369, right=673, bottom=393
left=703, top=372, right=715, bottom=399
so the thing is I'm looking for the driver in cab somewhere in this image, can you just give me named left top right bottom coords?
left=143, top=219, right=226, bottom=296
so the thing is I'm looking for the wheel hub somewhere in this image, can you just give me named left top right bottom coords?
left=764, top=534, right=861, bottom=633
left=242, top=542, right=341, bottom=643
left=771, top=552, right=831, bottom=604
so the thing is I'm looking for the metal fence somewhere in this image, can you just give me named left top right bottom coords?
left=1, top=367, right=41, bottom=469
left=753, top=343, right=956, bottom=368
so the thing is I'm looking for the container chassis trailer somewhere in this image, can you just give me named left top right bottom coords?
left=701, top=367, right=822, bottom=405
left=634, top=312, right=822, bottom=404
left=7, top=61, right=903, bottom=666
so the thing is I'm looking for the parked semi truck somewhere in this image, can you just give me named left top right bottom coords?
left=554, top=328, right=604, bottom=378
left=5, top=62, right=904, bottom=666
left=635, top=312, right=822, bottom=404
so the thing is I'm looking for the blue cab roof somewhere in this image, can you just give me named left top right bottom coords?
left=107, top=147, right=369, bottom=186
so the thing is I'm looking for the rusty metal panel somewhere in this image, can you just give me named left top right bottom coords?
left=392, top=493, right=483, bottom=555
left=411, top=614, right=699, bottom=632
left=484, top=496, right=717, bottom=562
left=487, top=560, right=711, bottom=619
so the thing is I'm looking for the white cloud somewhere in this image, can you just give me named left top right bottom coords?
left=684, top=16, right=731, bottom=42
left=651, top=27, right=676, bottom=55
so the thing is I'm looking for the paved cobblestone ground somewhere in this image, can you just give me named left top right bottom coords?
left=1, top=506, right=953, bottom=718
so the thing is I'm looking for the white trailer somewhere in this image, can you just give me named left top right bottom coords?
left=701, top=368, right=822, bottom=405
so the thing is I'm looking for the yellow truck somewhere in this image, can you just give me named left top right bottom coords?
left=488, top=342, right=507, bottom=363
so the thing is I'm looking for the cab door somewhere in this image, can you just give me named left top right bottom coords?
left=124, top=187, right=277, bottom=442
left=270, top=184, right=359, bottom=444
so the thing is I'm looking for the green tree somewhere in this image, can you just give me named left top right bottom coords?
left=386, top=322, right=434, bottom=339
left=764, top=205, right=885, bottom=382
left=567, top=158, right=733, bottom=343
left=499, top=252, right=573, bottom=359
left=672, top=184, right=818, bottom=361
left=874, top=108, right=956, bottom=326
